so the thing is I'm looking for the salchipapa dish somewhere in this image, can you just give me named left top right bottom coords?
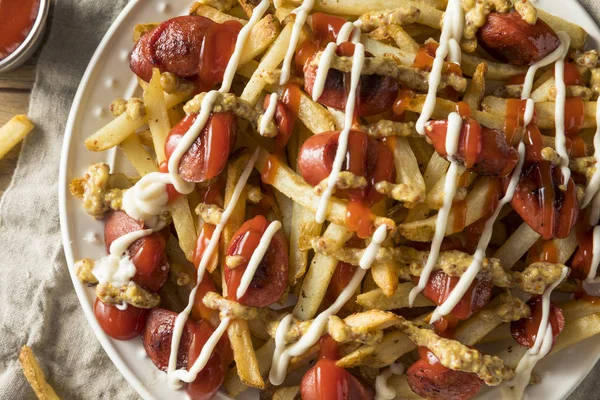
left=68, top=0, right=600, bottom=398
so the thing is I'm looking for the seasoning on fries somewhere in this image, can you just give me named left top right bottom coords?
left=67, top=0, right=600, bottom=399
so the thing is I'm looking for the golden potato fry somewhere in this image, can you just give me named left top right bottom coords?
left=19, top=346, right=60, bottom=400
left=0, top=115, right=34, bottom=160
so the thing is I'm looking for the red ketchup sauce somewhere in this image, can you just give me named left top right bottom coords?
left=0, top=0, right=40, bottom=60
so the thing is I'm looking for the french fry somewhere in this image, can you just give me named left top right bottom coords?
left=389, top=137, right=426, bottom=205
left=361, top=36, right=415, bottom=66
left=386, top=375, right=423, bottom=399
left=0, top=115, right=34, bottom=160
left=119, top=135, right=158, bottom=176
left=169, top=197, right=198, bottom=262
left=282, top=0, right=443, bottom=28
left=224, top=339, right=275, bottom=396
left=497, top=313, right=600, bottom=369
left=144, top=69, right=171, bottom=162
left=18, top=346, right=60, bottom=400
left=272, top=386, right=301, bottom=400
left=336, top=329, right=415, bottom=368
left=493, top=222, right=540, bottom=270
left=85, top=92, right=189, bottom=152
left=293, top=223, right=352, bottom=320
left=189, top=3, right=247, bottom=24
left=221, top=151, right=250, bottom=280
left=461, top=52, right=526, bottom=80
left=228, top=319, right=265, bottom=388
left=463, top=62, right=487, bottom=111
left=241, top=23, right=295, bottom=105
left=399, top=177, right=499, bottom=241
left=536, top=8, right=587, bottom=49
left=255, top=148, right=394, bottom=230
left=357, top=283, right=433, bottom=310
left=482, top=97, right=598, bottom=129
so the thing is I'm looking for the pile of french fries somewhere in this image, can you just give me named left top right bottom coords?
left=71, top=0, right=600, bottom=398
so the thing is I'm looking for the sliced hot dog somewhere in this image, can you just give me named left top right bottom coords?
left=425, top=118, right=519, bottom=177
left=104, top=210, right=169, bottom=293
left=303, top=43, right=399, bottom=117
left=164, top=112, right=237, bottom=183
left=142, top=308, right=196, bottom=371
left=477, top=11, right=560, bottom=66
left=406, top=348, right=483, bottom=400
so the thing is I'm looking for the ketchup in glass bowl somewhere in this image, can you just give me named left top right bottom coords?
left=0, top=0, right=49, bottom=73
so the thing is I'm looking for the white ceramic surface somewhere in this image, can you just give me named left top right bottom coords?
left=58, top=0, right=600, bottom=399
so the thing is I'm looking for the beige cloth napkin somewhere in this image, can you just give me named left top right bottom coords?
left=1, top=0, right=600, bottom=399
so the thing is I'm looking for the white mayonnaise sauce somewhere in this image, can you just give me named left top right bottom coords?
left=415, top=0, right=464, bottom=135
left=552, top=32, right=573, bottom=185
left=122, top=172, right=171, bottom=228
left=502, top=267, right=568, bottom=400
left=314, top=22, right=365, bottom=223
left=260, top=93, right=279, bottom=136
left=430, top=31, right=571, bottom=320
left=92, top=228, right=154, bottom=287
left=430, top=142, right=526, bottom=322
left=167, top=149, right=259, bottom=387
left=269, top=225, right=388, bottom=385
left=236, top=220, right=282, bottom=298
left=409, top=112, right=463, bottom=305
left=279, top=0, right=315, bottom=85
left=375, top=363, right=405, bottom=400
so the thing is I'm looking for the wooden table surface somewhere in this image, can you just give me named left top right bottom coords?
left=0, top=57, right=37, bottom=194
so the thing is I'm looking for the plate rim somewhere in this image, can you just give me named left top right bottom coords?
left=57, top=1, right=600, bottom=399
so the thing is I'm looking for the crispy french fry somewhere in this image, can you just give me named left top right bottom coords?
left=241, top=23, right=295, bottom=105
left=227, top=319, right=265, bottom=388
left=336, top=329, right=415, bottom=368
left=357, top=282, right=433, bottom=310
left=399, top=177, right=498, bottom=241
left=536, top=8, right=587, bottom=49
left=189, top=3, right=247, bottom=23
left=272, top=386, right=301, bottom=400
left=293, top=223, right=352, bottom=320
left=144, top=69, right=171, bottom=162
left=221, top=151, right=250, bottom=280
left=169, top=197, right=198, bottom=262
left=461, top=52, right=526, bottom=80
left=493, top=222, right=540, bottom=270
left=482, top=96, right=598, bottom=129
left=119, top=135, right=158, bottom=176
left=361, top=36, right=415, bottom=66
left=85, top=92, right=189, bottom=151
left=463, top=62, right=487, bottom=111
left=19, top=346, right=60, bottom=400
left=386, top=375, right=423, bottom=399
left=224, top=339, right=275, bottom=396
left=0, top=115, right=34, bottom=160
left=390, top=137, right=426, bottom=205
left=255, top=148, right=394, bottom=230
left=497, top=312, right=600, bottom=369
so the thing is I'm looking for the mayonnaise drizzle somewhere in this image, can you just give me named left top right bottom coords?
left=430, top=32, right=571, bottom=320
left=415, top=0, right=463, bottom=135
left=375, top=363, right=405, bottom=400
left=260, top=93, right=279, bottom=136
left=122, top=172, right=171, bottom=228
left=279, top=0, right=315, bottom=85
left=314, top=21, right=364, bottom=223
left=92, top=228, right=155, bottom=287
left=167, top=149, right=259, bottom=387
left=236, top=220, right=282, bottom=298
left=409, top=113, right=463, bottom=306
left=268, top=225, right=388, bottom=385
left=503, top=266, right=568, bottom=400
left=552, top=32, right=573, bottom=186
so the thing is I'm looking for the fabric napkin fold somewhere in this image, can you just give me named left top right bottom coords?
left=1, top=0, right=600, bottom=399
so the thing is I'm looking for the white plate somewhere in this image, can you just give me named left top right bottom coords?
left=58, top=1, right=600, bottom=399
